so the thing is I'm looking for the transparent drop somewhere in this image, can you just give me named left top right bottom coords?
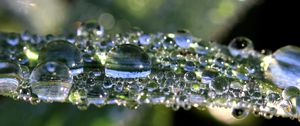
left=174, top=30, right=193, bottom=48
left=231, top=107, right=249, bottom=119
left=228, top=37, right=253, bottom=58
left=139, top=34, right=151, bottom=45
left=77, top=21, right=104, bottom=37
left=6, top=33, right=19, bottom=46
left=282, top=86, right=300, bottom=100
left=105, top=44, right=151, bottom=78
left=162, top=36, right=175, bottom=49
left=210, top=76, right=229, bottom=95
left=39, top=40, right=83, bottom=75
left=29, top=62, right=73, bottom=102
left=267, top=45, right=300, bottom=88
left=184, top=72, right=197, bottom=82
left=201, top=68, right=219, bottom=84
left=184, top=61, right=196, bottom=72
left=0, top=61, right=21, bottom=95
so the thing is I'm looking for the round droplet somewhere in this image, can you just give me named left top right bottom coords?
left=105, top=44, right=151, bottom=78
left=0, top=61, right=21, bottom=95
left=39, top=40, right=83, bottom=75
left=29, top=62, right=73, bottom=102
left=210, top=76, right=229, bottom=94
left=184, top=72, right=196, bottom=82
left=228, top=37, right=253, bottom=58
left=266, top=45, right=300, bottom=88
left=184, top=61, right=196, bottom=72
left=6, top=33, right=19, bottom=46
left=231, top=107, right=249, bottom=119
left=282, top=86, right=300, bottom=100
left=139, top=34, right=151, bottom=45
left=201, top=68, right=219, bottom=84
left=162, top=36, right=175, bottom=49
left=77, top=21, right=104, bottom=37
left=174, top=30, right=193, bottom=48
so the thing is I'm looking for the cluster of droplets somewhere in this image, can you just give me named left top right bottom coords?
left=1, top=21, right=300, bottom=121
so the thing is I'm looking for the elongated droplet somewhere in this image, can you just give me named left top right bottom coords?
left=105, top=44, right=151, bottom=78
left=266, top=45, right=300, bottom=88
left=0, top=61, right=21, bottom=95
left=29, top=62, right=73, bottom=102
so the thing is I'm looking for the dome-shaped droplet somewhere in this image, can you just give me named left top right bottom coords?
left=6, top=33, right=19, bottom=46
left=139, top=34, right=151, bottom=45
left=266, top=45, right=300, bottom=89
left=29, top=62, right=73, bottom=102
left=184, top=61, right=196, bottom=72
left=105, top=44, right=151, bottom=78
left=174, top=30, right=193, bottom=48
left=282, top=86, right=300, bottom=100
left=162, top=36, right=175, bottom=49
left=231, top=107, right=249, bottom=119
left=38, top=40, right=83, bottom=75
left=201, top=68, right=219, bottom=84
left=77, top=21, right=104, bottom=37
left=210, top=76, right=229, bottom=95
left=228, top=37, right=253, bottom=58
left=0, top=61, right=21, bottom=95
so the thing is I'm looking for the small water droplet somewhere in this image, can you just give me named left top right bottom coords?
left=139, top=34, right=151, bottom=45
left=282, top=86, right=300, bottom=100
left=77, top=21, right=104, bottom=37
left=228, top=37, right=253, bottom=58
left=184, top=61, right=196, bottom=72
left=105, top=44, right=151, bottom=78
left=174, top=30, right=192, bottom=48
left=210, top=76, right=229, bottom=95
left=231, top=107, right=249, bottom=119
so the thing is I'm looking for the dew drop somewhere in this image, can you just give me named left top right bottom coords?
left=105, top=44, right=151, bottom=78
left=267, top=45, right=300, bottom=88
left=29, top=62, right=73, bottom=102
left=282, top=86, right=300, bottom=100
left=228, top=37, right=253, bottom=58
left=77, top=21, right=104, bottom=37
left=0, top=61, right=21, bottom=95
left=39, top=40, right=83, bottom=75
left=139, top=34, right=151, bottom=45
left=174, top=30, right=193, bottom=48
left=231, top=107, right=249, bottom=119
left=210, top=76, right=229, bottom=95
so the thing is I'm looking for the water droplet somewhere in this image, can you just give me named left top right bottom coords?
left=29, top=62, right=73, bottom=102
left=77, top=21, right=104, bottom=37
left=174, top=30, right=192, bottom=48
left=184, top=61, right=196, bottom=72
left=139, top=34, right=151, bottom=45
left=228, top=37, right=253, bottom=58
left=0, top=61, right=21, bottom=95
left=184, top=72, right=196, bottom=82
left=105, top=44, right=151, bottom=78
left=201, top=69, right=219, bottom=84
left=39, top=40, right=83, bottom=75
left=6, top=33, right=19, bottom=46
left=210, top=76, right=229, bottom=95
left=162, top=36, right=175, bottom=49
left=282, top=86, right=300, bottom=100
left=267, top=45, right=300, bottom=88
left=231, top=107, right=249, bottom=119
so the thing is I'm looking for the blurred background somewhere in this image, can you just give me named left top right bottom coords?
left=0, top=0, right=300, bottom=126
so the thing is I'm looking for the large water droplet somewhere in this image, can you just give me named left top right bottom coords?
left=105, top=44, right=151, bottom=78
left=39, top=40, right=83, bottom=75
left=174, top=30, right=193, bottom=48
left=228, top=37, right=253, bottom=58
left=267, top=45, right=300, bottom=88
left=0, top=61, right=21, bottom=95
left=231, top=107, right=249, bottom=119
left=29, top=62, right=73, bottom=102
left=282, top=86, right=300, bottom=100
